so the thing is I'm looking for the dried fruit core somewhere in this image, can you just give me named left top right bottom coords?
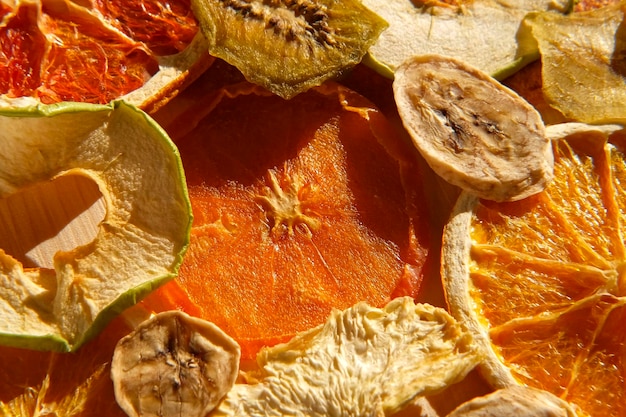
left=221, top=0, right=336, bottom=46
left=255, top=169, right=320, bottom=237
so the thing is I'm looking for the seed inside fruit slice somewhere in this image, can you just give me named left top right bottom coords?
left=190, top=0, right=388, bottom=99
left=0, top=100, right=192, bottom=352
left=393, top=54, right=553, bottom=202
left=362, top=0, right=573, bottom=80
left=442, top=123, right=626, bottom=416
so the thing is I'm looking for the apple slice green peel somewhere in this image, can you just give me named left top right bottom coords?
left=0, top=100, right=192, bottom=352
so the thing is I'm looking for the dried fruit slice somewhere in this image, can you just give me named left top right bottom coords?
left=0, top=100, right=191, bottom=352
left=441, top=123, right=626, bottom=416
left=0, top=0, right=210, bottom=112
left=157, top=80, right=432, bottom=359
left=362, top=0, right=573, bottom=80
left=213, top=297, right=481, bottom=417
left=393, top=55, right=553, bottom=202
left=524, top=2, right=626, bottom=124
left=447, top=386, right=580, bottom=417
left=111, top=311, right=240, bottom=417
left=0, top=313, right=133, bottom=417
left=190, top=0, right=388, bottom=99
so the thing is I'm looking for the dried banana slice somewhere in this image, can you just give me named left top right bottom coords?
left=393, top=55, right=554, bottom=202
left=211, top=297, right=481, bottom=417
left=111, top=311, right=240, bottom=417
left=448, top=386, right=581, bottom=417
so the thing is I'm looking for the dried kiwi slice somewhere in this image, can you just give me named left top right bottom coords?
left=190, top=0, right=388, bottom=99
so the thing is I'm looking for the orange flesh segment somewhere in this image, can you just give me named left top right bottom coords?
left=0, top=315, right=132, bottom=417
left=0, top=0, right=198, bottom=104
left=91, top=0, right=198, bottom=55
left=162, top=83, right=430, bottom=359
left=468, top=130, right=626, bottom=416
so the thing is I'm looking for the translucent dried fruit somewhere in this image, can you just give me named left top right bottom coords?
left=0, top=101, right=191, bottom=352
left=212, top=297, right=481, bottom=417
left=111, top=311, right=240, bottom=417
left=190, top=0, right=388, bottom=99
left=160, top=81, right=432, bottom=359
left=441, top=123, right=626, bottom=416
left=362, top=0, right=573, bottom=79
left=394, top=55, right=553, bottom=202
left=524, top=3, right=626, bottom=124
left=0, top=0, right=210, bottom=112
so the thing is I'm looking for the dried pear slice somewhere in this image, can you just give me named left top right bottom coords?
left=211, top=297, right=481, bottom=417
left=524, top=3, right=626, bottom=124
left=190, top=0, right=388, bottom=99
left=111, top=311, right=240, bottom=417
left=362, top=0, right=572, bottom=80
left=0, top=101, right=191, bottom=352
left=393, top=55, right=553, bottom=202
left=448, top=386, right=581, bottom=417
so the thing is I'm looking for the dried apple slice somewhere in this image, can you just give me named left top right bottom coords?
left=524, top=3, right=626, bottom=124
left=0, top=101, right=192, bottom=352
left=362, top=0, right=573, bottom=80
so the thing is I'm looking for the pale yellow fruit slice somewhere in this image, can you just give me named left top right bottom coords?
left=212, top=297, right=481, bottom=417
left=524, top=3, right=626, bottom=124
left=448, top=386, right=581, bottom=417
left=362, top=0, right=572, bottom=79
left=111, top=311, right=240, bottom=417
left=393, top=54, right=553, bottom=202
left=0, top=101, right=191, bottom=352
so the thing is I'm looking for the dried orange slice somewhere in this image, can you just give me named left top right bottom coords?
left=156, top=80, right=432, bottom=359
left=0, top=0, right=211, bottom=112
left=0, top=315, right=132, bottom=417
left=442, top=123, right=626, bottom=416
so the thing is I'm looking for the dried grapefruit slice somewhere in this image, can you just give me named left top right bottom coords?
left=158, top=80, right=432, bottom=359
left=0, top=0, right=210, bottom=112
left=442, top=123, right=626, bottom=416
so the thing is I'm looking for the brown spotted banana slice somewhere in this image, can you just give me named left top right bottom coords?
left=211, top=297, right=481, bottom=417
left=393, top=55, right=554, bottom=202
left=447, top=385, right=581, bottom=417
left=111, top=311, right=240, bottom=417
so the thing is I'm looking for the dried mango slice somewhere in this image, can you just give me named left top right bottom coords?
left=362, top=0, right=573, bottom=80
left=212, top=297, right=481, bottom=417
left=524, top=3, right=626, bottom=124
left=0, top=101, right=191, bottom=352
left=393, top=55, right=553, bottom=202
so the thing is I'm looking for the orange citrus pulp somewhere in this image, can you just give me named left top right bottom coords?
left=0, top=0, right=198, bottom=105
left=444, top=125, right=626, bottom=416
